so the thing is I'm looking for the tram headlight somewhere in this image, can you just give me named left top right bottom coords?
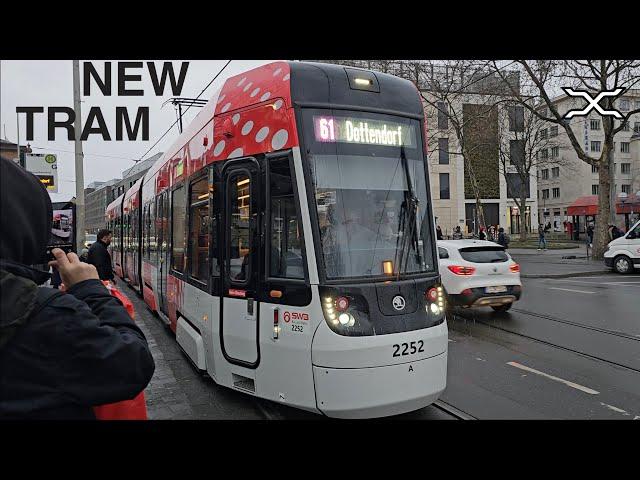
left=425, top=285, right=445, bottom=318
left=320, top=289, right=373, bottom=335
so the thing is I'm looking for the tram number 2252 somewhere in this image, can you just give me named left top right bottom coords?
left=392, top=341, right=425, bottom=357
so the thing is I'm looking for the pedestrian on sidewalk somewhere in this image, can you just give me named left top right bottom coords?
left=452, top=225, right=463, bottom=240
left=537, top=224, right=547, bottom=250
left=436, top=225, right=443, bottom=240
left=497, top=227, right=509, bottom=249
left=87, top=229, right=115, bottom=284
left=586, top=224, right=594, bottom=247
left=0, top=157, right=155, bottom=419
left=478, top=227, right=486, bottom=240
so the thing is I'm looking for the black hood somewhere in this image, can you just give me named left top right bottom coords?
left=0, top=156, right=53, bottom=264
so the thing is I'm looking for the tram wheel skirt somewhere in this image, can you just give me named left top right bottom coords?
left=313, top=352, right=447, bottom=419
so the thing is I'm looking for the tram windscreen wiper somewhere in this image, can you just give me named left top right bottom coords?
left=393, top=146, right=421, bottom=278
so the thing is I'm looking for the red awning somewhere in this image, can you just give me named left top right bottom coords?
left=567, top=195, right=599, bottom=216
left=566, top=194, right=640, bottom=216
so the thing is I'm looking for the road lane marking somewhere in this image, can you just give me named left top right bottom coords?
left=600, top=402, right=631, bottom=416
left=548, top=287, right=596, bottom=294
left=506, top=361, right=600, bottom=395
left=552, top=279, right=640, bottom=286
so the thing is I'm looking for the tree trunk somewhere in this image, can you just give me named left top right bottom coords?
left=593, top=144, right=613, bottom=259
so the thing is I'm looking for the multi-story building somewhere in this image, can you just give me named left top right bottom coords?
left=316, top=60, right=539, bottom=237
left=111, top=152, right=163, bottom=199
left=85, top=178, right=120, bottom=233
left=83, top=152, right=164, bottom=233
left=536, top=90, right=640, bottom=231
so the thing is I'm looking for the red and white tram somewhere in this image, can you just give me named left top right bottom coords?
left=105, top=61, right=447, bottom=418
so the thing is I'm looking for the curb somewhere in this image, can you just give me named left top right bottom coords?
left=521, top=270, right=611, bottom=279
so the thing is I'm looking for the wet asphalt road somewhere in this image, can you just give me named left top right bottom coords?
left=123, top=274, right=640, bottom=420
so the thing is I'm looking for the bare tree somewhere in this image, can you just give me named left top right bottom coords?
left=418, top=60, right=516, bottom=236
left=489, top=60, right=640, bottom=258
left=497, top=101, right=562, bottom=241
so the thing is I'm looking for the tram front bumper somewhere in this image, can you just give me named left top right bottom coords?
left=313, top=351, right=447, bottom=419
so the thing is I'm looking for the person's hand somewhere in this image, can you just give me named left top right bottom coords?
left=48, top=248, right=99, bottom=288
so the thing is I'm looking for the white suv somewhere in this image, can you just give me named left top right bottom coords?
left=438, top=240, right=522, bottom=313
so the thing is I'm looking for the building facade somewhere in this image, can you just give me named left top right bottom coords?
left=84, top=152, right=163, bottom=233
left=536, top=90, right=640, bottom=231
left=85, top=178, right=120, bottom=233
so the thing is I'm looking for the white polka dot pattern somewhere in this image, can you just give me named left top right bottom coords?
left=255, top=126, right=269, bottom=143
left=271, top=129, right=288, bottom=150
left=241, top=121, right=254, bottom=135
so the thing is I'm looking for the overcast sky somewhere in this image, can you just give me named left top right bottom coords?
left=0, top=60, right=274, bottom=202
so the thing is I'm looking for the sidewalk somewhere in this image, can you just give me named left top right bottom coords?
left=508, top=248, right=611, bottom=278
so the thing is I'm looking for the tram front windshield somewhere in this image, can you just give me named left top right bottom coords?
left=303, top=109, right=435, bottom=280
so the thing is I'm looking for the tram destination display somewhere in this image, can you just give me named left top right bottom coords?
left=313, top=115, right=416, bottom=147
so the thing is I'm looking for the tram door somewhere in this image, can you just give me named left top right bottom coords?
left=221, top=161, right=260, bottom=365
left=158, top=191, right=170, bottom=316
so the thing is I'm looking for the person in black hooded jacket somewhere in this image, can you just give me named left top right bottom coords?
left=0, top=156, right=155, bottom=419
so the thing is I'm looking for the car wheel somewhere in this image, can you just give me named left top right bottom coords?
left=614, top=255, right=633, bottom=274
left=491, top=303, right=512, bottom=313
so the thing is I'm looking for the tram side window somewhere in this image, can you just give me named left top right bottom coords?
left=269, top=158, right=303, bottom=279
left=172, top=185, right=187, bottom=272
left=188, top=176, right=210, bottom=282
left=229, top=173, right=251, bottom=282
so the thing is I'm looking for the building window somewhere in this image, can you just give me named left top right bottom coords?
left=437, top=102, right=448, bottom=130
left=542, top=189, right=549, bottom=199
left=539, top=107, right=548, bottom=117
left=634, top=122, right=640, bottom=134
left=540, top=149, right=549, bottom=160
left=539, top=128, right=548, bottom=140
left=188, top=176, right=211, bottom=282
left=635, top=100, right=640, bottom=110
left=552, top=187, right=560, bottom=198
left=592, top=184, right=599, bottom=195
left=551, top=146, right=559, bottom=158
left=621, top=120, right=630, bottom=131
left=591, top=141, right=601, bottom=152
left=592, top=164, right=598, bottom=173
left=510, top=139, right=525, bottom=166
left=550, top=125, right=558, bottom=137
left=590, top=119, right=600, bottom=130
left=619, top=99, right=630, bottom=111
left=269, top=157, right=304, bottom=279
left=621, top=163, right=631, bottom=174
left=552, top=167, right=559, bottom=178
left=541, top=169, right=549, bottom=180
left=621, top=142, right=630, bottom=153
left=171, top=185, right=186, bottom=272
left=509, top=105, right=525, bottom=132
left=438, top=138, right=449, bottom=164
left=622, top=184, right=631, bottom=194
left=439, top=173, right=450, bottom=199
left=506, top=173, right=530, bottom=199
